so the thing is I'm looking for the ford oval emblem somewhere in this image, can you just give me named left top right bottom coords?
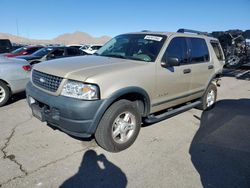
left=39, top=77, right=45, bottom=83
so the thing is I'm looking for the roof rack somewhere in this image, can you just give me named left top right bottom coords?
left=177, top=28, right=209, bottom=36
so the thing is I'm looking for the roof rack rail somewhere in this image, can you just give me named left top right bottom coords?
left=177, top=28, right=209, bottom=36
left=141, top=30, right=151, bottom=32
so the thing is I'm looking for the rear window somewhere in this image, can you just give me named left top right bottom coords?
left=27, top=47, right=40, bottom=54
left=210, top=41, right=224, bottom=61
left=0, top=40, right=11, bottom=47
left=0, top=40, right=12, bottom=53
left=189, top=38, right=209, bottom=63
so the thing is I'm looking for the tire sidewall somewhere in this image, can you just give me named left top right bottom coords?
left=96, top=100, right=141, bottom=152
left=108, top=102, right=141, bottom=151
left=0, top=81, right=10, bottom=107
left=203, top=83, right=217, bottom=110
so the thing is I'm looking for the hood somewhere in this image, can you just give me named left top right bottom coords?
left=17, top=55, right=41, bottom=60
left=33, top=55, right=145, bottom=81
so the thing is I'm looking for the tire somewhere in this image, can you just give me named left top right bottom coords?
left=95, top=99, right=141, bottom=152
left=0, top=81, right=11, bottom=107
left=197, top=83, right=217, bottom=111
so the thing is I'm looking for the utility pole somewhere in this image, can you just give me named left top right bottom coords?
left=16, top=18, right=19, bottom=37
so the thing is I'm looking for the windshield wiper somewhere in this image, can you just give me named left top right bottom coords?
left=128, top=56, right=150, bottom=62
left=102, top=54, right=127, bottom=59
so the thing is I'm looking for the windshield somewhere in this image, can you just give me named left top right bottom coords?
left=95, top=34, right=166, bottom=62
left=11, top=46, right=27, bottom=54
left=32, top=47, right=53, bottom=56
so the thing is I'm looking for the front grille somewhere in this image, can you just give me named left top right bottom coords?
left=32, top=70, right=63, bottom=92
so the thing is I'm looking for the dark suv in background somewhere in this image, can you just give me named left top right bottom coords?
left=0, top=39, right=12, bottom=54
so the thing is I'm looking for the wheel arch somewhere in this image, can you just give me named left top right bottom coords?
left=0, top=79, right=12, bottom=93
left=89, top=87, right=151, bottom=133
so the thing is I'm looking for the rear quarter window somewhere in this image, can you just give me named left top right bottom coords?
left=210, top=41, right=224, bottom=61
left=189, top=38, right=209, bottom=63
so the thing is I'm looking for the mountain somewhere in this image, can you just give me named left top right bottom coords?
left=0, top=31, right=111, bottom=45
left=54, top=31, right=110, bottom=45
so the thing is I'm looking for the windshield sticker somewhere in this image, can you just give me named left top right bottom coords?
left=144, top=35, right=162, bottom=41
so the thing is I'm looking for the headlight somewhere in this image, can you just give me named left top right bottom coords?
left=61, top=80, right=99, bottom=100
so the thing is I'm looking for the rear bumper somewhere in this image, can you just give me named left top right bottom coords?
left=9, top=77, right=30, bottom=94
left=26, top=82, right=106, bottom=138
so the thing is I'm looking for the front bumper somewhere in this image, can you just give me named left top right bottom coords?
left=26, top=82, right=106, bottom=138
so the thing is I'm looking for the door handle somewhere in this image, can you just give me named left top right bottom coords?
left=183, top=68, right=191, bottom=74
left=208, top=65, right=214, bottom=69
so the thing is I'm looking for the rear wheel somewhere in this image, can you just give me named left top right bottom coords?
left=95, top=100, right=141, bottom=152
left=197, top=83, right=217, bottom=111
left=0, top=81, right=10, bottom=107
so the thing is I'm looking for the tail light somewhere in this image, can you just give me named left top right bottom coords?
left=22, top=65, right=31, bottom=71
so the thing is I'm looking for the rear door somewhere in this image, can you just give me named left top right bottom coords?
left=187, top=37, right=214, bottom=101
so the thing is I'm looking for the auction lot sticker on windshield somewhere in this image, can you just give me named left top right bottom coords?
left=144, top=35, right=162, bottom=41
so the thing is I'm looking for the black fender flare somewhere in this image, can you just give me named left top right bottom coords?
left=88, top=87, right=151, bottom=133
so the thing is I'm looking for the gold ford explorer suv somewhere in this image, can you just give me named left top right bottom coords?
left=26, top=29, right=225, bottom=152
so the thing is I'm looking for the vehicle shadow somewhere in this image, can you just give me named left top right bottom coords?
left=60, top=149, right=127, bottom=188
left=6, top=91, right=26, bottom=105
left=189, top=99, right=250, bottom=188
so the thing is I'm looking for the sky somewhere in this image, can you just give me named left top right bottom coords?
left=0, top=0, right=249, bottom=39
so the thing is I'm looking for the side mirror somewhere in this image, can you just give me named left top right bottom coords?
left=161, top=56, right=180, bottom=68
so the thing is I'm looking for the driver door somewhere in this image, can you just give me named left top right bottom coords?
left=153, top=37, right=192, bottom=112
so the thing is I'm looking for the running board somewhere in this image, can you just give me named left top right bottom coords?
left=144, top=101, right=201, bottom=124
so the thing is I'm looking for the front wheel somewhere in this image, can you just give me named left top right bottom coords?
left=95, top=100, right=141, bottom=152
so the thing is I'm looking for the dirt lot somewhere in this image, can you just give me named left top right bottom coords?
left=0, top=74, right=250, bottom=188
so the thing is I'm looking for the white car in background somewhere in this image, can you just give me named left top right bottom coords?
left=80, top=44, right=102, bottom=54
left=0, top=56, right=31, bottom=106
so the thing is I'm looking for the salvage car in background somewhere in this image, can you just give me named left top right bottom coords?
left=17, top=46, right=84, bottom=65
left=3, top=45, right=44, bottom=58
left=81, top=44, right=102, bottom=54
left=211, top=29, right=250, bottom=68
left=0, top=56, right=31, bottom=106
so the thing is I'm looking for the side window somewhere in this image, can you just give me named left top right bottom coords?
left=67, top=48, right=80, bottom=56
left=92, top=46, right=102, bottom=50
left=210, top=42, right=224, bottom=61
left=164, top=37, right=188, bottom=65
left=189, top=38, right=209, bottom=63
left=27, top=48, right=39, bottom=54
left=50, top=49, right=65, bottom=57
